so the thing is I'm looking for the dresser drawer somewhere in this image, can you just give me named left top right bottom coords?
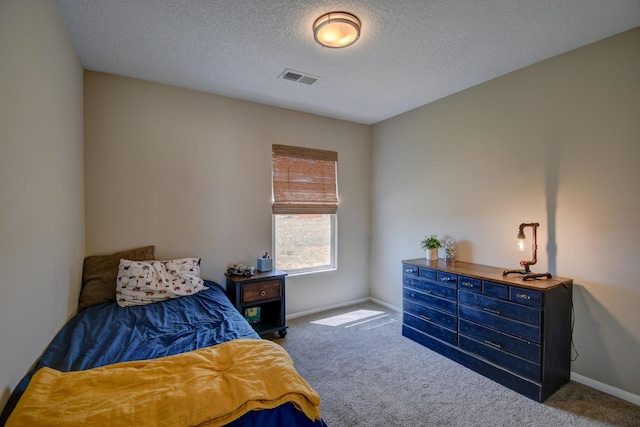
left=483, top=281, right=508, bottom=300
left=459, top=335, right=540, bottom=382
left=459, top=319, right=540, bottom=363
left=404, top=287, right=457, bottom=315
left=403, top=312, right=457, bottom=346
left=403, top=264, right=419, bottom=277
left=418, top=267, right=436, bottom=281
left=458, top=291, right=541, bottom=326
left=458, top=305, right=541, bottom=343
left=403, top=276, right=457, bottom=300
left=437, top=271, right=457, bottom=288
left=510, top=287, right=542, bottom=308
left=404, top=299, right=457, bottom=331
left=458, top=276, right=481, bottom=293
left=241, top=280, right=281, bottom=303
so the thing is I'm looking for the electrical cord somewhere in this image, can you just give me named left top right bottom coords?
left=537, top=278, right=578, bottom=362
left=563, top=282, right=579, bottom=361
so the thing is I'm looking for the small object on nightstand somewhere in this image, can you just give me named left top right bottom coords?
left=257, top=253, right=273, bottom=272
left=226, top=263, right=255, bottom=277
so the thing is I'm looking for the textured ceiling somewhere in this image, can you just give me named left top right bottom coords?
left=56, top=0, right=640, bottom=125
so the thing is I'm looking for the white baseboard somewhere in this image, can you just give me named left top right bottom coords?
left=369, top=297, right=401, bottom=313
left=570, top=372, right=640, bottom=406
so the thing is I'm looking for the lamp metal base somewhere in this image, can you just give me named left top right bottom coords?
left=502, top=269, right=552, bottom=281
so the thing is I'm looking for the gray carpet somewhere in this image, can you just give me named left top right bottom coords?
left=273, top=301, right=640, bottom=427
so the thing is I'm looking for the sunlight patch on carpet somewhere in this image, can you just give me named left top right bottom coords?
left=311, top=309, right=385, bottom=326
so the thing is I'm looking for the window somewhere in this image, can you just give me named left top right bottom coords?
left=274, top=214, right=336, bottom=272
left=272, top=144, right=338, bottom=274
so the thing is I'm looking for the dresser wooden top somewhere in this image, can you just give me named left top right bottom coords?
left=402, top=258, right=572, bottom=291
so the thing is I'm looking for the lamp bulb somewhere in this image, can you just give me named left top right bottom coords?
left=517, top=238, right=526, bottom=251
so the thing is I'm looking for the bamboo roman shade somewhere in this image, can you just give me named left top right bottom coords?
left=272, top=144, right=338, bottom=214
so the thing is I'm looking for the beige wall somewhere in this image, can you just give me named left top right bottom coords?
left=0, top=0, right=85, bottom=410
left=84, top=72, right=371, bottom=315
left=371, top=28, right=640, bottom=398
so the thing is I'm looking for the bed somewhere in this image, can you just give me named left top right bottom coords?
left=0, top=247, right=326, bottom=426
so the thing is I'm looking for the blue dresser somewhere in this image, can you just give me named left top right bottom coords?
left=402, top=259, right=573, bottom=402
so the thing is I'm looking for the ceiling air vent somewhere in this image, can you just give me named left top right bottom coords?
left=279, top=68, right=321, bottom=86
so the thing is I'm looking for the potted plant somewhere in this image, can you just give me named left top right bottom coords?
left=420, top=234, right=442, bottom=261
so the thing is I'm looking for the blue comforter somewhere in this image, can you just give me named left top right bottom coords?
left=1, top=281, right=327, bottom=426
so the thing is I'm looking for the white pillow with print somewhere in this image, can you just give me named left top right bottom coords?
left=116, top=258, right=207, bottom=307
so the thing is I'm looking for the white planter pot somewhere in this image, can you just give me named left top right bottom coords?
left=427, top=248, right=438, bottom=261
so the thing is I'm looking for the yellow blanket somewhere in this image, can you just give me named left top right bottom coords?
left=6, top=339, right=321, bottom=427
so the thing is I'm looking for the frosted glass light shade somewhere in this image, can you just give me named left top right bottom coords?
left=313, top=12, right=361, bottom=48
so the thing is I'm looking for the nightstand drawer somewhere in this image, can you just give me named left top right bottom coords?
left=241, top=280, right=281, bottom=303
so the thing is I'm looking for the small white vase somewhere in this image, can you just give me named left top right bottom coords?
left=427, top=248, right=438, bottom=261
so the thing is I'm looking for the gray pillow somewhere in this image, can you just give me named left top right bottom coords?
left=78, top=246, right=155, bottom=311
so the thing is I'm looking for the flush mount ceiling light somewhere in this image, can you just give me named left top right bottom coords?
left=313, top=12, right=361, bottom=48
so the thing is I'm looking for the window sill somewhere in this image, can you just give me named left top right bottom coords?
left=282, top=266, right=337, bottom=277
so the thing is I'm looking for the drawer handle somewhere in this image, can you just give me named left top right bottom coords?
left=485, top=340, right=502, bottom=349
left=462, top=282, right=474, bottom=288
left=420, top=315, right=432, bottom=322
left=517, top=293, right=531, bottom=300
left=405, top=269, right=416, bottom=273
left=440, top=277, right=454, bottom=282
left=483, top=307, right=501, bottom=315
left=260, top=290, right=266, bottom=297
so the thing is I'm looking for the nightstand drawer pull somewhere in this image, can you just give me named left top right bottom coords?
left=420, top=315, right=432, bottom=322
left=462, top=281, right=474, bottom=287
left=485, top=340, right=502, bottom=349
left=260, top=290, right=266, bottom=297
left=483, top=307, right=501, bottom=315
left=440, top=277, right=454, bottom=282
left=405, top=268, right=416, bottom=273
left=517, top=293, right=531, bottom=300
